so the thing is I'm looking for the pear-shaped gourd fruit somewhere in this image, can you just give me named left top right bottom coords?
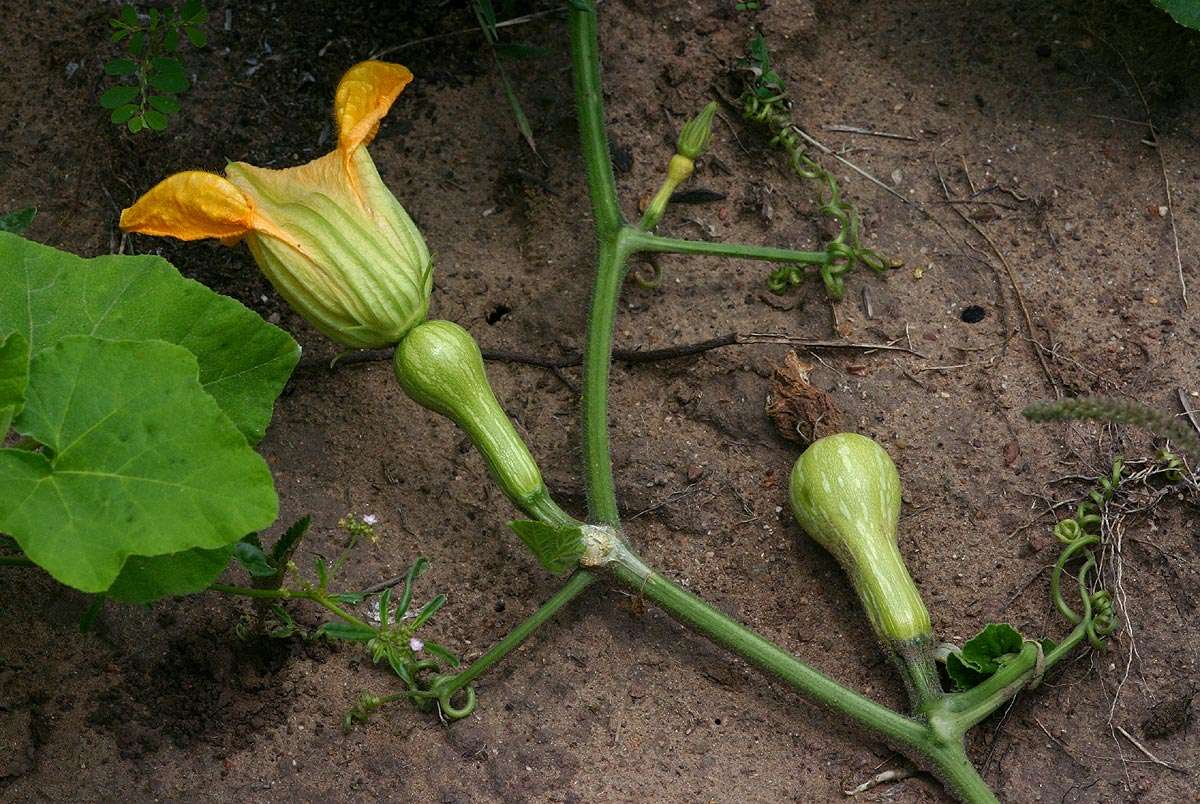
left=789, top=433, right=931, bottom=646
left=394, top=320, right=544, bottom=509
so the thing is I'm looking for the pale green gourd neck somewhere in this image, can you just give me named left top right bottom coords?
left=842, top=532, right=932, bottom=645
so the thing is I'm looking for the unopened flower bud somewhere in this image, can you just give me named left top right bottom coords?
left=676, top=101, right=718, bottom=160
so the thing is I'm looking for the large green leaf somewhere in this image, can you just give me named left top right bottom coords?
left=0, top=331, right=28, bottom=434
left=1154, top=0, right=1200, bottom=29
left=0, top=232, right=299, bottom=444
left=0, top=336, right=278, bottom=593
left=106, top=545, right=236, bottom=603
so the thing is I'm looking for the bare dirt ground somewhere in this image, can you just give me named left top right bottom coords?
left=2, top=1, right=1199, bottom=801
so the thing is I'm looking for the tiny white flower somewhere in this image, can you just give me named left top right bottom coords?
left=362, top=514, right=379, bottom=525
left=409, top=637, right=424, bottom=652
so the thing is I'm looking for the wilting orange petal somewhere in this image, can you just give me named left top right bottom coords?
left=335, top=61, right=413, bottom=160
left=120, top=171, right=255, bottom=242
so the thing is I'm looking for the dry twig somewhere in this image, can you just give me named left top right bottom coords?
left=296, top=332, right=928, bottom=373
left=1114, top=725, right=1190, bottom=774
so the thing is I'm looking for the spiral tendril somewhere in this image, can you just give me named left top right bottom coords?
left=739, top=80, right=897, bottom=300
left=1047, top=460, right=1126, bottom=650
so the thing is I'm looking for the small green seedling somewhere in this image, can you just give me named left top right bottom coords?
left=100, top=1, right=208, bottom=133
left=472, top=0, right=547, bottom=156
left=0, top=207, right=36, bottom=234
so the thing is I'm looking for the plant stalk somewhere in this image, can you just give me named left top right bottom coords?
left=563, top=5, right=1001, bottom=801
left=208, top=583, right=373, bottom=630
left=630, top=231, right=831, bottom=266
left=434, top=569, right=597, bottom=700
left=604, top=546, right=997, bottom=803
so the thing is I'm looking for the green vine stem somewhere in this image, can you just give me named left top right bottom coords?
left=564, top=5, right=998, bottom=800
left=630, top=231, right=831, bottom=266
left=427, top=570, right=597, bottom=705
left=209, top=583, right=374, bottom=630
left=597, top=539, right=997, bottom=803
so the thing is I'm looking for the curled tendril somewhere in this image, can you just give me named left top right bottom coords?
left=740, top=91, right=897, bottom=299
left=425, top=674, right=478, bottom=720
left=630, top=257, right=664, bottom=289
left=1047, top=460, right=1126, bottom=651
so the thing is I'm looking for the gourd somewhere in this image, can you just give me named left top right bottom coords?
left=394, top=320, right=544, bottom=510
left=789, top=433, right=932, bottom=647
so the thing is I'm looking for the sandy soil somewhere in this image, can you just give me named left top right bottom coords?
left=2, top=1, right=1199, bottom=801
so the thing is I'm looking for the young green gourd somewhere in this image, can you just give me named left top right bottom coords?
left=393, top=320, right=550, bottom=517
left=789, top=433, right=939, bottom=702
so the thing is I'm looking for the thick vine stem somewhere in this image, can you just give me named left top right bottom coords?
left=564, top=3, right=1002, bottom=801
left=892, top=637, right=945, bottom=714
left=596, top=536, right=997, bottom=804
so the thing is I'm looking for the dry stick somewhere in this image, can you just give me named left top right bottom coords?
left=1100, top=36, right=1188, bottom=307
left=1179, top=388, right=1200, bottom=440
left=296, top=333, right=927, bottom=372
left=1114, top=725, right=1190, bottom=774
left=1086, top=113, right=1152, bottom=128
left=825, top=124, right=919, bottom=142
left=933, top=152, right=1061, bottom=397
left=370, top=8, right=564, bottom=58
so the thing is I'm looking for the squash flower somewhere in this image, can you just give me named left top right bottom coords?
left=120, top=61, right=432, bottom=348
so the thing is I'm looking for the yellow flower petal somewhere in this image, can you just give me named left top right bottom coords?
left=120, top=171, right=255, bottom=242
left=335, top=61, right=413, bottom=161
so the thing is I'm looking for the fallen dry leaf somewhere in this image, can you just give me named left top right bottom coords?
left=765, top=351, right=843, bottom=443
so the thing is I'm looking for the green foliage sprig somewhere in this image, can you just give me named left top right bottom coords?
left=1024, top=396, right=1200, bottom=462
left=738, top=35, right=896, bottom=299
left=100, top=1, right=208, bottom=133
left=224, top=543, right=467, bottom=727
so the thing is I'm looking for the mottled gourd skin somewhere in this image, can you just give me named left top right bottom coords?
left=789, top=433, right=932, bottom=644
left=393, top=320, right=543, bottom=506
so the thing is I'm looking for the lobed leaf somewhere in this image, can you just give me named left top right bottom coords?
left=0, top=337, right=277, bottom=593
left=0, top=332, right=29, bottom=434
left=0, top=232, right=299, bottom=444
left=106, top=545, right=236, bottom=603
left=946, top=623, right=1025, bottom=691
